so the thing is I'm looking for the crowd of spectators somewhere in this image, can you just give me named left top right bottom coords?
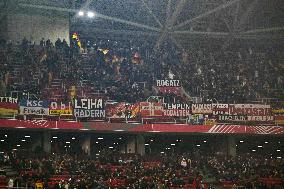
left=0, top=36, right=283, bottom=104
left=174, top=46, right=284, bottom=103
left=1, top=151, right=283, bottom=189
left=0, top=37, right=157, bottom=103
left=205, top=154, right=284, bottom=188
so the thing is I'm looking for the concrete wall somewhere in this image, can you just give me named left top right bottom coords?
left=2, top=0, right=70, bottom=44
left=0, top=16, right=8, bottom=40
left=0, top=1, right=8, bottom=40
left=81, top=135, right=91, bottom=156
left=7, top=13, right=70, bottom=45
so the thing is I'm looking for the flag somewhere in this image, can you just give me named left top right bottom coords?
left=0, top=102, right=18, bottom=116
left=131, top=52, right=141, bottom=64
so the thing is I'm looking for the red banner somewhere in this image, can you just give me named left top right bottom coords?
left=106, top=102, right=127, bottom=118
left=0, top=97, right=18, bottom=116
left=157, top=86, right=181, bottom=95
left=0, top=120, right=283, bottom=135
left=106, top=102, right=140, bottom=118
left=140, top=102, right=163, bottom=117
left=274, top=115, right=284, bottom=125
left=213, top=104, right=273, bottom=122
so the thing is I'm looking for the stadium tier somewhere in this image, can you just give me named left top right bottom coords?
left=0, top=0, right=284, bottom=188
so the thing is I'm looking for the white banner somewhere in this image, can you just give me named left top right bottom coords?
left=192, top=104, right=212, bottom=114
left=19, top=100, right=49, bottom=115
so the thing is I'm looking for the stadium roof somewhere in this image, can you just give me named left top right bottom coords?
left=9, top=0, right=284, bottom=49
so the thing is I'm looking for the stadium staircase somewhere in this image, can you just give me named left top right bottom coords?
left=2, top=165, right=18, bottom=177
left=47, top=78, right=65, bottom=102
left=0, top=165, right=18, bottom=189
left=152, top=85, right=202, bottom=103
left=0, top=176, right=7, bottom=189
left=180, top=86, right=203, bottom=103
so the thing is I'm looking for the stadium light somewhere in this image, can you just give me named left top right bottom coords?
left=52, top=136, right=58, bottom=139
left=265, top=141, right=268, bottom=144
left=252, top=149, right=256, bottom=152
left=196, top=144, right=201, bottom=147
left=72, top=137, right=75, bottom=140
left=21, top=139, right=26, bottom=142
left=109, top=146, right=114, bottom=149
left=145, top=143, right=149, bottom=146
left=5, top=135, right=7, bottom=137
left=257, top=145, right=263, bottom=148
left=96, top=142, right=99, bottom=144
left=87, top=11, right=95, bottom=18
left=24, top=135, right=30, bottom=138
left=65, top=141, right=70, bottom=144
left=203, top=140, right=207, bottom=143
left=98, top=137, right=104, bottom=140
left=239, top=140, right=244, bottom=143
left=78, top=11, right=84, bottom=16
left=16, top=144, right=20, bottom=147
left=0, top=140, right=4, bottom=142
left=277, top=149, right=281, bottom=152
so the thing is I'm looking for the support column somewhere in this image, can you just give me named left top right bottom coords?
left=121, top=135, right=145, bottom=155
left=227, top=136, right=236, bottom=157
left=42, top=132, right=51, bottom=154
left=81, top=135, right=91, bottom=156
left=136, top=135, right=145, bottom=156
left=31, top=136, right=42, bottom=152
left=126, top=136, right=136, bottom=154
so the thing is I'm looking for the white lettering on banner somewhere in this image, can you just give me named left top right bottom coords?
left=50, top=102, right=57, bottom=109
left=163, top=109, right=191, bottom=117
left=219, top=115, right=274, bottom=122
left=0, top=97, right=18, bottom=103
left=164, top=103, right=190, bottom=110
left=192, top=104, right=212, bottom=114
left=228, top=104, right=271, bottom=116
left=26, top=100, right=43, bottom=107
left=156, top=80, right=180, bottom=87
left=212, top=104, right=229, bottom=115
left=219, top=115, right=247, bottom=121
left=74, top=109, right=105, bottom=118
left=247, top=116, right=273, bottom=121
left=50, top=102, right=71, bottom=110
left=74, top=99, right=103, bottom=109
left=19, top=107, right=48, bottom=115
